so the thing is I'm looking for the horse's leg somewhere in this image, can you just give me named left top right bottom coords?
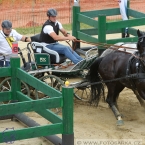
left=135, top=90, right=145, bottom=109
left=106, top=82, right=125, bottom=126
left=112, top=82, right=125, bottom=109
left=106, top=82, right=124, bottom=107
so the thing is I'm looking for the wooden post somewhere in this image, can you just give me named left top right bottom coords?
left=98, top=15, right=106, bottom=56
left=62, top=86, right=74, bottom=145
left=10, top=57, right=21, bottom=100
left=72, top=4, right=80, bottom=49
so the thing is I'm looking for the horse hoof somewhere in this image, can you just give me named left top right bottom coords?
left=116, top=120, right=124, bottom=126
left=120, top=114, right=124, bottom=118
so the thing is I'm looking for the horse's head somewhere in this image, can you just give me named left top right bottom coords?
left=137, top=29, right=145, bottom=58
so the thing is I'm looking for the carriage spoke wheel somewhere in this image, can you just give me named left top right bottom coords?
left=0, top=77, right=30, bottom=104
left=74, top=80, right=106, bottom=106
left=33, top=75, right=64, bottom=115
left=74, top=80, right=91, bottom=103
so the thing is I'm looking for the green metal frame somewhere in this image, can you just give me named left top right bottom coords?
left=0, top=57, right=74, bottom=144
left=34, top=53, right=50, bottom=66
left=72, top=1, right=145, bottom=55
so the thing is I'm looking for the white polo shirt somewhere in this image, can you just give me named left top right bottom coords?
left=0, top=29, right=23, bottom=60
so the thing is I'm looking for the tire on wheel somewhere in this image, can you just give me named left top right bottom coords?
left=0, top=77, right=30, bottom=104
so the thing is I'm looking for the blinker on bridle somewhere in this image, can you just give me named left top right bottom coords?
left=139, top=35, right=145, bottom=42
left=137, top=35, right=145, bottom=58
left=138, top=35, right=145, bottom=48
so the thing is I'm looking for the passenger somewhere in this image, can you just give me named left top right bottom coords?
left=0, top=20, right=31, bottom=67
left=39, top=8, right=83, bottom=64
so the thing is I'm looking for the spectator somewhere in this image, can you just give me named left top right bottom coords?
left=0, top=20, right=31, bottom=67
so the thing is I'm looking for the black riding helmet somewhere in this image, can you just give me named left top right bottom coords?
left=47, top=8, right=57, bottom=17
left=1, top=20, right=12, bottom=29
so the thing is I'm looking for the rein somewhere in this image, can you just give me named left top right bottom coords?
left=73, top=39, right=145, bottom=61
left=74, top=73, right=145, bottom=88
left=65, top=39, right=145, bottom=62
left=66, top=39, right=137, bottom=51
left=74, top=39, right=137, bottom=50
left=65, top=40, right=77, bottom=51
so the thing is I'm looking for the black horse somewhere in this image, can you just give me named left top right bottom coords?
left=89, top=29, right=145, bottom=125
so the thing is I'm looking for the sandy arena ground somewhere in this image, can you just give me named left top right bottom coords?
left=1, top=27, right=145, bottom=145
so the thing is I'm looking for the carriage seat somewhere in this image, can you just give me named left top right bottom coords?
left=30, top=34, right=66, bottom=64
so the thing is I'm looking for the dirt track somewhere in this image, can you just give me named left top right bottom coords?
left=1, top=88, right=145, bottom=145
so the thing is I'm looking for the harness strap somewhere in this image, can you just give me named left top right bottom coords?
left=126, top=55, right=135, bottom=75
left=135, top=73, right=145, bottom=78
left=74, top=73, right=145, bottom=88
left=125, top=52, right=145, bottom=97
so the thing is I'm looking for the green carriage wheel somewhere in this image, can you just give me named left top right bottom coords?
left=0, top=77, right=30, bottom=104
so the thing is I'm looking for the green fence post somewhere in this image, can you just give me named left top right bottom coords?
left=62, top=86, right=74, bottom=145
left=72, top=2, right=80, bottom=49
left=10, top=57, right=21, bottom=100
left=98, top=15, right=106, bottom=56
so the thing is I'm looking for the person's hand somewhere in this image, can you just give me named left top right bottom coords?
left=67, top=35, right=76, bottom=41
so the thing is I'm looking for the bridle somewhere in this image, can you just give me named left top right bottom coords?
left=138, top=35, right=145, bottom=56
left=137, top=35, right=145, bottom=62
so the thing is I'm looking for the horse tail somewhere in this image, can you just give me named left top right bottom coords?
left=89, top=57, right=105, bottom=106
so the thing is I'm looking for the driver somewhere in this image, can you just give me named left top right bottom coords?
left=39, top=8, right=83, bottom=64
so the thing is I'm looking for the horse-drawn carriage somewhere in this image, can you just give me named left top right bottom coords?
left=0, top=33, right=98, bottom=105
